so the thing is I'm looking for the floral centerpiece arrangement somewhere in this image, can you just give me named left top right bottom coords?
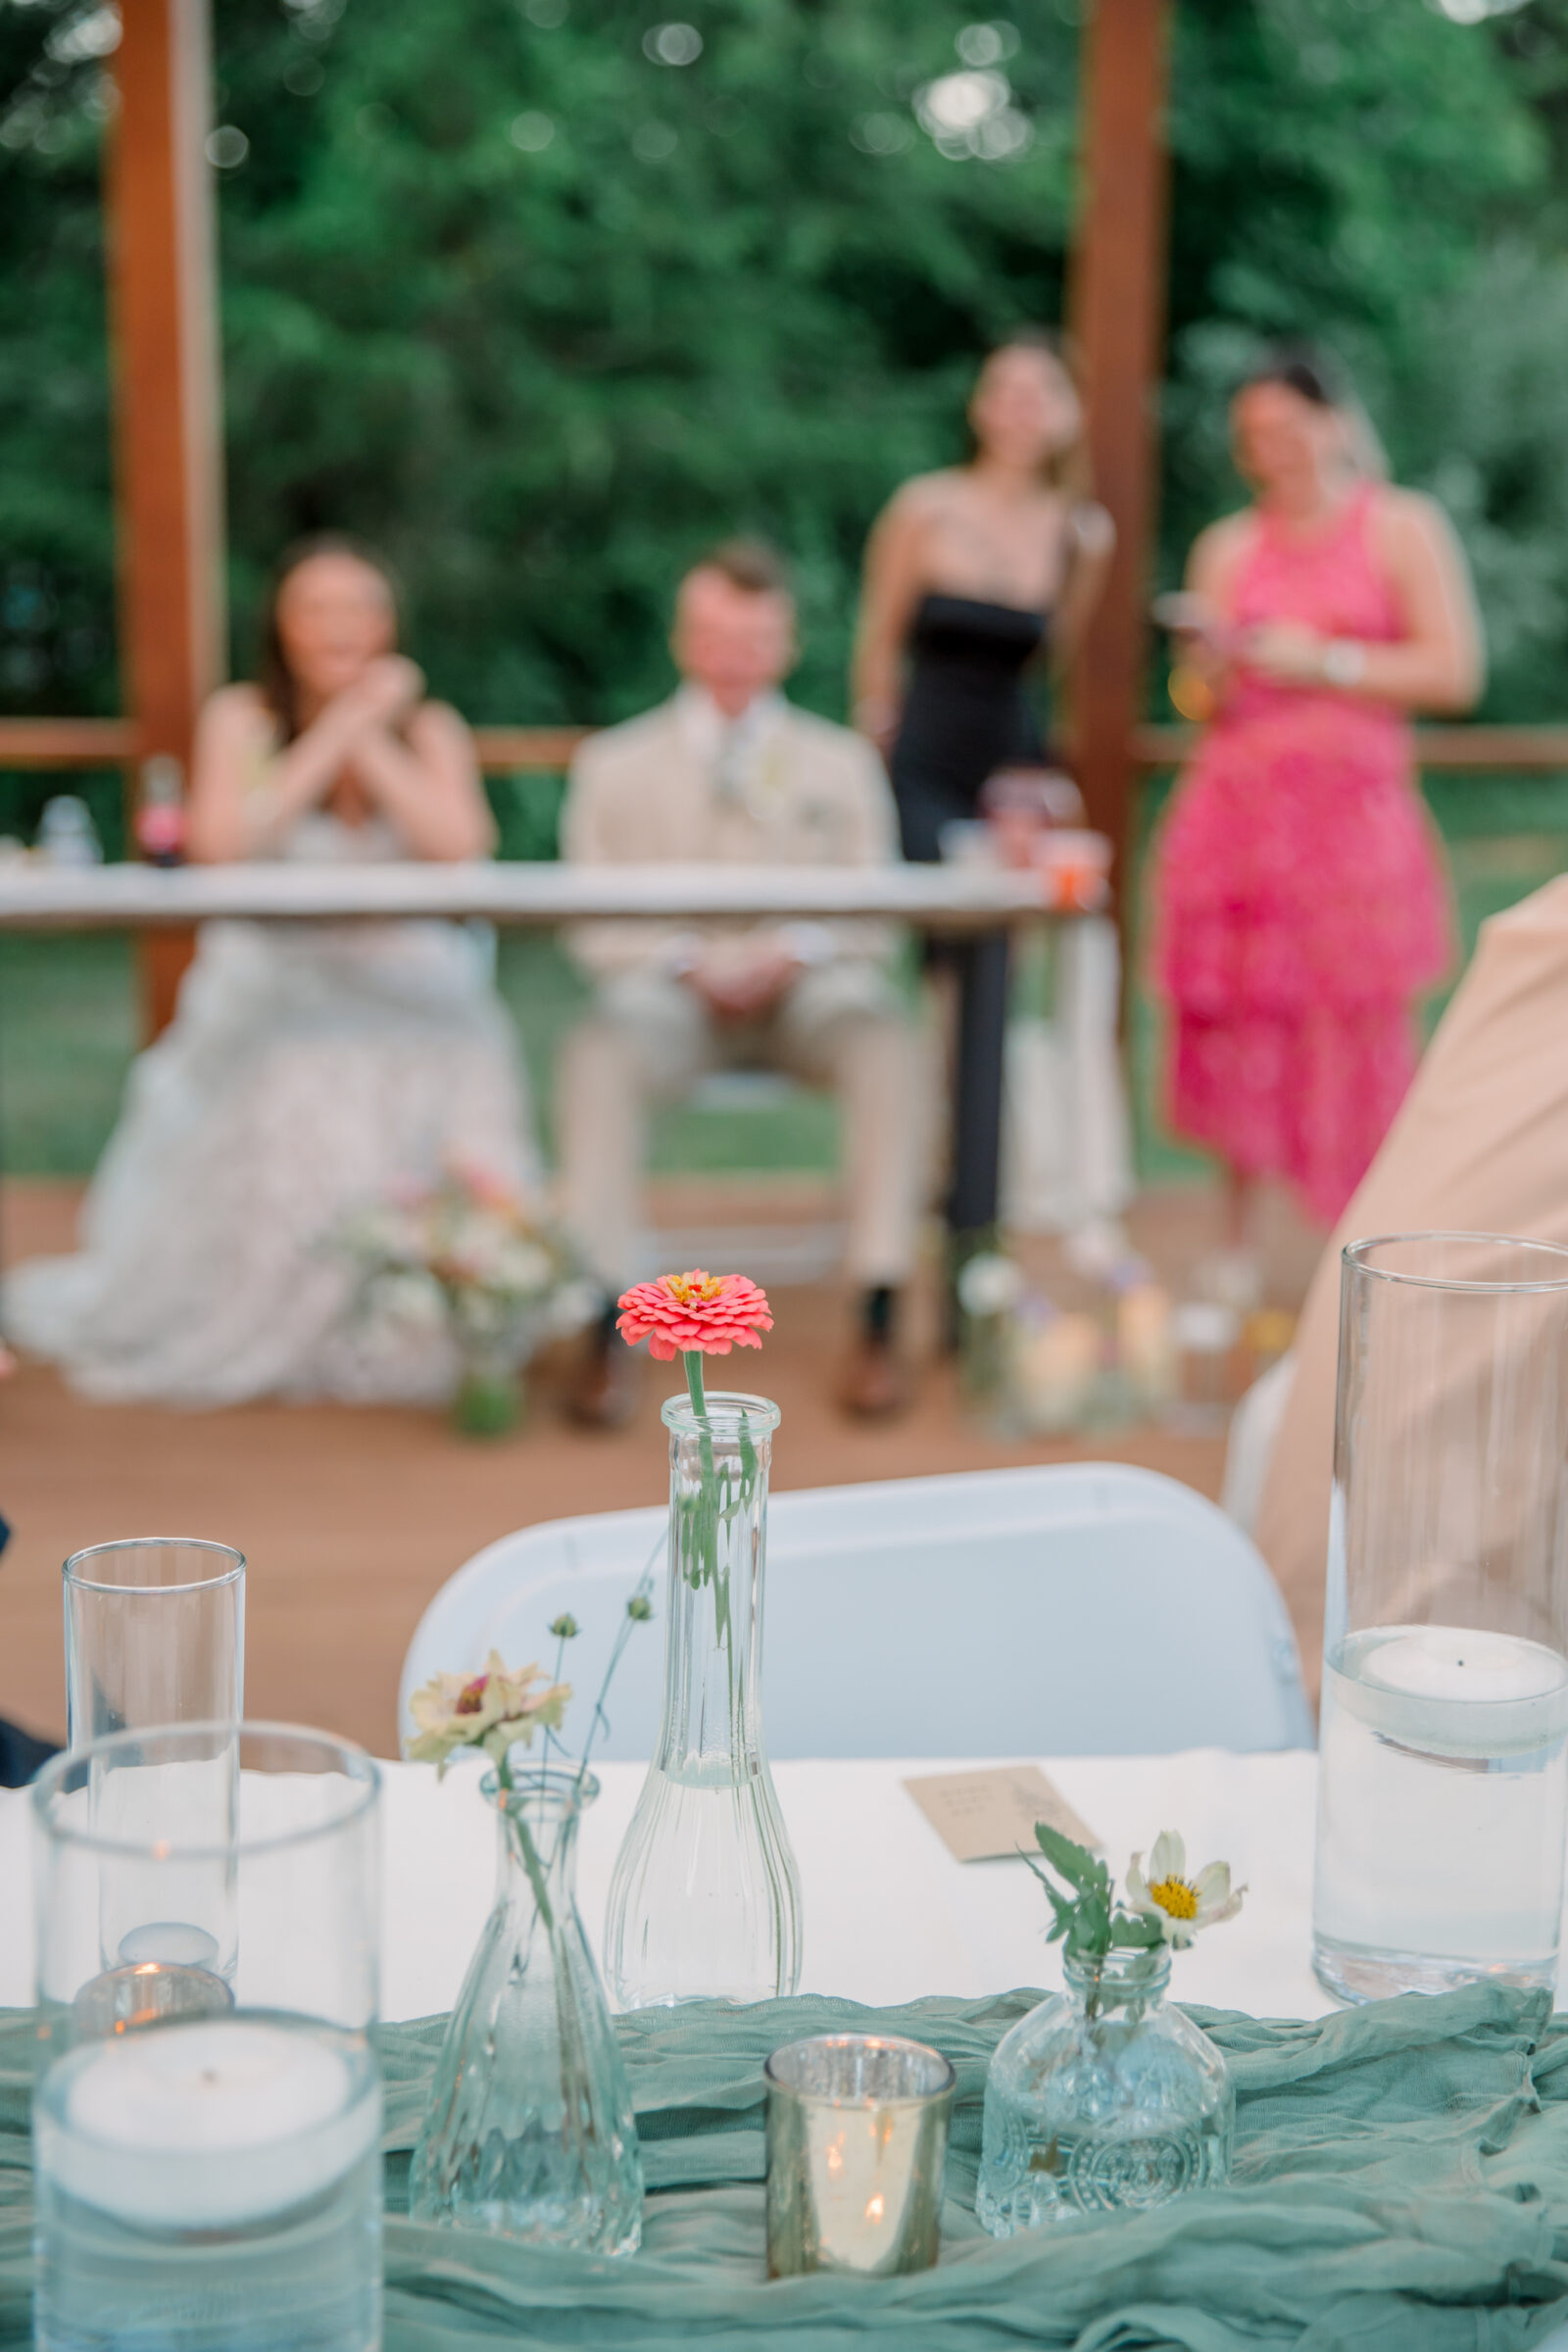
left=603, top=1270, right=802, bottom=2009
left=976, top=1823, right=1246, bottom=2236
left=403, top=1558, right=658, bottom=2256
left=338, top=1160, right=586, bottom=1435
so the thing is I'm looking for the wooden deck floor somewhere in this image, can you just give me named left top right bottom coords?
left=0, top=1177, right=1323, bottom=1757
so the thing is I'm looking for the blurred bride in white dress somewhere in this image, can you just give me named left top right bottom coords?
left=4, top=536, right=539, bottom=1404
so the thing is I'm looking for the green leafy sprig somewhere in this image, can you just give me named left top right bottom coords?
left=1025, top=1824, right=1165, bottom=1965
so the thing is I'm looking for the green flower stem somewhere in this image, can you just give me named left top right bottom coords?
left=539, top=1627, right=569, bottom=1834
left=495, top=1754, right=555, bottom=1934
left=573, top=1532, right=662, bottom=1795
left=514, top=1812, right=556, bottom=1936
left=683, top=1350, right=722, bottom=1592
left=682, top=1348, right=745, bottom=1682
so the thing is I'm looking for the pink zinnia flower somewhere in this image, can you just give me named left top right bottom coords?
left=616, top=1270, right=773, bottom=1361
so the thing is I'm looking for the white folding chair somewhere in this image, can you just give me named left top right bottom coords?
left=399, top=1462, right=1313, bottom=1760
left=1221, top=1350, right=1298, bottom=1538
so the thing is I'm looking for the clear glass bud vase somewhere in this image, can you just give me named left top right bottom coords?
left=410, top=1767, right=643, bottom=2255
left=976, top=1950, right=1232, bottom=2237
left=605, top=1390, right=803, bottom=2008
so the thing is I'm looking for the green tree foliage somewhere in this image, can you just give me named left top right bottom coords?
left=1, top=0, right=1566, bottom=769
left=0, top=1, right=117, bottom=718
left=212, top=0, right=1079, bottom=723
left=1161, top=1, right=1568, bottom=720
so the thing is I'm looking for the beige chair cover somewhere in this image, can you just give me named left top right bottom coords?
left=1255, top=875, right=1568, bottom=1696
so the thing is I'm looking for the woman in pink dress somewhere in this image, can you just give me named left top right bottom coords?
left=1153, top=349, right=1483, bottom=1283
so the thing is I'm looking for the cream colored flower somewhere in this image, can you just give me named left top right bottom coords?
left=406, top=1649, right=570, bottom=1775
left=1125, top=1830, right=1245, bottom=1949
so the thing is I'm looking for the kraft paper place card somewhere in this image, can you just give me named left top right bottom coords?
left=903, top=1765, right=1101, bottom=1866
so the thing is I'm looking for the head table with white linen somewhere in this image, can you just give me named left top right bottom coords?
left=0, top=1745, right=1373, bottom=2020
left=10, top=1748, right=1568, bottom=2351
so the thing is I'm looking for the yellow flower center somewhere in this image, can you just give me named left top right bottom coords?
left=456, top=1676, right=489, bottom=1716
left=1148, top=1876, right=1199, bottom=1920
left=664, top=1272, right=726, bottom=1307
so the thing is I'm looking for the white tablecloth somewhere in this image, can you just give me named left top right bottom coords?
left=2, top=1748, right=1330, bottom=2021
left=0, top=858, right=1083, bottom=932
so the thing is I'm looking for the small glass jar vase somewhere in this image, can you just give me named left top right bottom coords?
left=410, top=1767, right=643, bottom=2255
left=604, top=1391, right=803, bottom=2008
left=976, top=1950, right=1232, bottom=2237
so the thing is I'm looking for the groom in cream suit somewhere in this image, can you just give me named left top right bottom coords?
left=558, top=540, right=922, bottom=1421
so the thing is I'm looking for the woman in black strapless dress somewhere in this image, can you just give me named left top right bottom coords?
left=892, top=595, right=1047, bottom=860
left=855, top=332, right=1113, bottom=1259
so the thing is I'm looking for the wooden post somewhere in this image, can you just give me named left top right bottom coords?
left=1068, top=0, right=1172, bottom=917
left=106, top=0, right=224, bottom=1031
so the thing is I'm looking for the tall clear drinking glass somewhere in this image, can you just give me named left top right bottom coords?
left=64, top=1541, right=246, bottom=1978
left=31, top=1723, right=382, bottom=2352
left=65, top=1538, right=245, bottom=1743
left=1312, top=1233, right=1568, bottom=2004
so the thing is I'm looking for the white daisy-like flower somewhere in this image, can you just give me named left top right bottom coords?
left=406, top=1650, right=570, bottom=1775
left=1125, top=1830, right=1245, bottom=1949
left=956, top=1251, right=1026, bottom=1318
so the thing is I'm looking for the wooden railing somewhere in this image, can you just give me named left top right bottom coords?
left=9, top=717, right=1568, bottom=779
left=0, top=719, right=144, bottom=768
left=1132, top=724, right=1568, bottom=773
left=0, top=718, right=591, bottom=775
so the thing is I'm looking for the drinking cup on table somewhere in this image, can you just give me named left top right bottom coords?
left=65, top=1538, right=245, bottom=1745
left=1313, top=1233, right=1568, bottom=2006
left=936, top=818, right=995, bottom=868
left=64, top=1540, right=246, bottom=1976
left=31, top=1722, right=382, bottom=2352
left=765, top=2034, right=955, bottom=2278
left=1165, top=1300, right=1240, bottom=1435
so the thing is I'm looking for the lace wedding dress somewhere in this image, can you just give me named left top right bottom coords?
left=3, top=814, right=540, bottom=1405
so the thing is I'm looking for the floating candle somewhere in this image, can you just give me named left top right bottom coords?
left=40, top=2017, right=379, bottom=2230
left=1363, top=1626, right=1567, bottom=1704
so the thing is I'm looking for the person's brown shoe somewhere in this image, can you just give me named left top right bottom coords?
left=836, top=1332, right=913, bottom=1421
left=564, top=1333, right=639, bottom=1429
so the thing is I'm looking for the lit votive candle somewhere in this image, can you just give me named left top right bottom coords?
left=118, top=1922, right=222, bottom=1971
left=764, top=2034, right=955, bottom=2278
left=37, top=2017, right=380, bottom=2231
left=72, top=1959, right=233, bottom=2037
left=1013, top=1311, right=1101, bottom=1433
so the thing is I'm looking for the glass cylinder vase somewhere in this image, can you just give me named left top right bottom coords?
left=975, top=1949, right=1232, bottom=2237
left=31, top=1724, right=382, bottom=2352
left=410, top=1767, right=643, bottom=2256
left=604, top=1390, right=803, bottom=2008
left=1312, top=1233, right=1568, bottom=2005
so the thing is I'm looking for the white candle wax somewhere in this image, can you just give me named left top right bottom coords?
left=42, top=2019, right=379, bottom=2230
left=806, top=2106, right=917, bottom=2273
left=1364, top=1627, right=1566, bottom=1704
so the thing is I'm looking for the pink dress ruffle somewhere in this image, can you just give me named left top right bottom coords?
left=1152, top=486, right=1453, bottom=1226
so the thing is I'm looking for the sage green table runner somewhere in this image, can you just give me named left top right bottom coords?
left=6, top=1984, right=1568, bottom=2349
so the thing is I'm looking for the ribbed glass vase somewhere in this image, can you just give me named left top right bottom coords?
left=604, top=1390, right=803, bottom=2008
left=410, top=1767, right=643, bottom=2255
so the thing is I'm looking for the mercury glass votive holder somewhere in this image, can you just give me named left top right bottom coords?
left=764, top=2034, right=956, bottom=2279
